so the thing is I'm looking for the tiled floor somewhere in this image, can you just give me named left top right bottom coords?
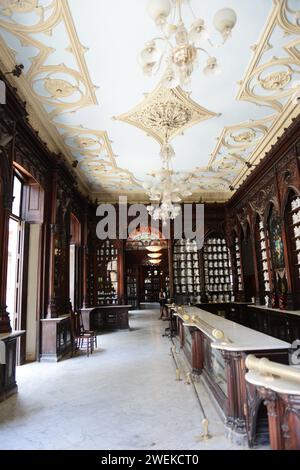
left=0, top=310, right=246, bottom=450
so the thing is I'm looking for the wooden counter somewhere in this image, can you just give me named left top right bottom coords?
left=0, top=331, right=25, bottom=402
left=195, top=302, right=300, bottom=343
left=175, top=306, right=290, bottom=446
left=246, top=368, right=300, bottom=450
left=40, top=316, right=72, bottom=362
left=81, top=305, right=131, bottom=332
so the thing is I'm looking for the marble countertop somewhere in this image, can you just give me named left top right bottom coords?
left=81, top=305, right=132, bottom=311
left=0, top=330, right=25, bottom=341
left=40, top=315, right=70, bottom=322
left=245, top=369, right=300, bottom=395
left=176, top=306, right=291, bottom=352
left=248, top=305, right=300, bottom=317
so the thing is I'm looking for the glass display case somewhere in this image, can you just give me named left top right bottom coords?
left=203, top=335, right=227, bottom=397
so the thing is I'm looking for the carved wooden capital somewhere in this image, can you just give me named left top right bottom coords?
left=258, top=386, right=278, bottom=418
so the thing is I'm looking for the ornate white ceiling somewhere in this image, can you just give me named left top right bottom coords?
left=0, top=0, right=299, bottom=202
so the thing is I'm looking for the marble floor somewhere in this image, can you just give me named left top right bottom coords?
left=0, top=309, right=245, bottom=450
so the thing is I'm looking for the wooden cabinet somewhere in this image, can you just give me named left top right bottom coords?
left=81, top=305, right=130, bottom=332
left=0, top=332, right=25, bottom=402
left=40, top=316, right=72, bottom=362
left=246, top=370, right=300, bottom=450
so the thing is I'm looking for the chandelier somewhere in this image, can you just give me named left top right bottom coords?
left=143, top=143, right=195, bottom=225
left=139, top=0, right=237, bottom=89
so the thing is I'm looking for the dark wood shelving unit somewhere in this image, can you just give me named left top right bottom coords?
left=89, top=240, right=119, bottom=306
left=126, top=267, right=138, bottom=308
left=143, top=266, right=160, bottom=302
left=173, top=239, right=201, bottom=303
left=203, top=236, right=233, bottom=303
left=285, top=192, right=300, bottom=308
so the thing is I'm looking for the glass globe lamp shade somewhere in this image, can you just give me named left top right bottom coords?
left=147, top=0, right=171, bottom=25
left=213, top=8, right=237, bottom=39
left=142, top=63, right=156, bottom=76
left=189, top=18, right=209, bottom=45
left=149, top=259, right=161, bottom=265
left=139, top=41, right=160, bottom=66
left=203, top=57, right=221, bottom=77
left=148, top=253, right=162, bottom=259
left=146, top=245, right=162, bottom=253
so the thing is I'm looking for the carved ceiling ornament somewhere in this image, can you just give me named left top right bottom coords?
left=0, top=0, right=299, bottom=201
left=58, top=124, right=141, bottom=192
left=0, top=0, right=43, bottom=17
left=259, top=69, right=292, bottom=91
left=207, top=117, right=274, bottom=185
left=0, top=0, right=142, bottom=195
left=237, top=0, right=300, bottom=111
left=44, top=77, right=77, bottom=99
left=115, top=85, right=218, bottom=145
left=249, top=183, right=276, bottom=216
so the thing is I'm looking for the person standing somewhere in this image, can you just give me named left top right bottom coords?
left=159, top=288, right=166, bottom=319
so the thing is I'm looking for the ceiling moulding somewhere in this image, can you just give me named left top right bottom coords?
left=207, top=0, right=300, bottom=196
left=90, top=191, right=232, bottom=205
left=0, top=0, right=137, bottom=195
left=0, top=0, right=298, bottom=201
left=55, top=123, right=142, bottom=193
left=114, top=84, right=220, bottom=145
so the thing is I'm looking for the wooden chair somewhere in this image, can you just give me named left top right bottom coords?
left=70, top=311, right=94, bottom=357
left=78, top=310, right=97, bottom=350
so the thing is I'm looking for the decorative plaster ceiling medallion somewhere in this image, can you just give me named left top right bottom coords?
left=44, top=77, right=76, bottom=98
left=259, top=70, right=292, bottom=90
left=115, top=84, right=219, bottom=145
left=0, top=0, right=38, bottom=15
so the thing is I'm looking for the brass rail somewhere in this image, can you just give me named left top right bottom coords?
left=246, top=355, right=300, bottom=383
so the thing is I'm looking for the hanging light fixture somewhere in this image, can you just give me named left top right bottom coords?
left=144, top=143, right=196, bottom=225
left=148, top=253, right=162, bottom=259
left=146, top=245, right=162, bottom=253
left=149, top=259, right=162, bottom=265
left=139, top=0, right=237, bottom=89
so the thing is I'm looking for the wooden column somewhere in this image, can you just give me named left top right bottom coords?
left=275, top=167, right=294, bottom=309
left=47, top=170, right=58, bottom=318
left=118, top=240, right=125, bottom=304
left=167, top=238, right=174, bottom=302
left=250, top=221, right=261, bottom=305
left=81, top=208, right=89, bottom=308
left=258, top=388, right=284, bottom=450
left=0, top=201, right=12, bottom=333
left=0, top=134, right=14, bottom=333
left=62, top=207, right=71, bottom=313
left=191, top=328, right=203, bottom=374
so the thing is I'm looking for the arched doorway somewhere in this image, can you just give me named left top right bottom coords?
left=125, top=228, right=168, bottom=309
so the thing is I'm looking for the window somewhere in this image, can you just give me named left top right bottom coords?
left=12, top=175, right=22, bottom=218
